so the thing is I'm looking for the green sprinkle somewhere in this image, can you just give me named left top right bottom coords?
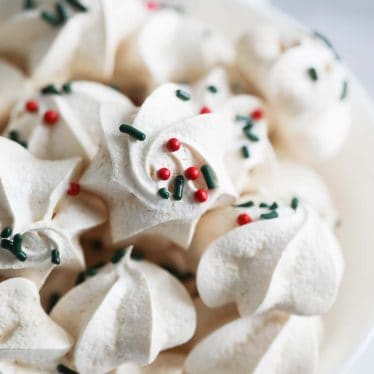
left=65, top=0, right=88, bottom=12
left=119, top=124, right=146, bottom=141
left=13, top=234, right=23, bottom=252
left=47, top=292, right=60, bottom=313
left=62, top=82, right=72, bottom=93
left=313, top=30, right=340, bottom=59
left=51, top=249, right=60, bottom=265
left=15, top=250, right=27, bottom=262
left=57, top=364, right=78, bottom=374
left=86, top=267, right=97, bottom=277
left=175, top=89, right=191, bottom=101
left=158, top=188, right=170, bottom=200
left=1, top=239, right=13, bottom=251
left=259, top=202, right=268, bottom=208
left=9, top=130, right=19, bottom=141
left=111, top=248, right=126, bottom=264
left=260, top=211, right=279, bottom=220
left=235, top=114, right=248, bottom=122
left=243, top=128, right=259, bottom=142
left=207, top=85, right=218, bottom=94
left=234, top=200, right=254, bottom=208
left=241, top=145, right=250, bottom=159
left=40, top=11, right=63, bottom=27
left=340, top=80, right=348, bottom=101
left=173, top=175, right=185, bottom=201
left=75, top=271, right=86, bottom=285
left=41, top=84, right=60, bottom=95
left=243, top=119, right=254, bottom=130
left=269, top=202, right=278, bottom=210
left=1, top=227, right=12, bottom=238
left=291, top=197, right=299, bottom=210
left=201, top=164, right=216, bottom=190
left=24, top=0, right=35, bottom=10
left=55, top=2, right=68, bottom=23
left=131, top=248, right=145, bottom=261
left=308, top=67, right=318, bottom=81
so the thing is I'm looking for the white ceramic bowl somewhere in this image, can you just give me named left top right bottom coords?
left=163, top=0, right=374, bottom=372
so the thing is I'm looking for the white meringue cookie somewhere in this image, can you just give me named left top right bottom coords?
left=5, top=81, right=133, bottom=162
left=0, top=361, right=50, bottom=374
left=194, top=197, right=344, bottom=316
left=115, top=9, right=234, bottom=97
left=0, top=0, right=147, bottom=85
left=184, top=311, right=322, bottom=374
left=0, top=278, right=73, bottom=370
left=237, top=25, right=351, bottom=162
left=0, top=59, right=31, bottom=129
left=51, top=248, right=196, bottom=374
left=81, top=83, right=237, bottom=248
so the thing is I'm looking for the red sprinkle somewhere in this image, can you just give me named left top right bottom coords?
left=25, top=100, right=39, bottom=113
left=195, top=189, right=208, bottom=203
left=43, top=110, right=59, bottom=126
left=166, top=138, right=181, bottom=152
left=157, top=167, right=171, bottom=180
left=67, top=182, right=80, bottom=196
left=237, top=213, right=253, bottom=226
left=199, top=106, right=212, bottom=114
left=146, top=1, right=160, bottom=10
left=251, top=108, right=264, bottom=121
left=185, top=166, right=200, bottom=180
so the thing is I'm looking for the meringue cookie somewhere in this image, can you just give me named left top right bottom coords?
left=237, top=25, right=351, bottom=162
left=81, top=83, right=237, bottom=248
left=5, top=81, right=133, bottom=162
left=51, top=248, right=196, bottom=374
left=115, top=8, right=234, bottom=98
left=0, top=361, right=50, bottom=374
left=184, top=311, right=322, bottom=374
left=0, top=59, right=31, bottom=129
left=194, top=196, right=344, bottom=316
left=0, top=0, right=147, bottom=85
left=0, top=278, right=73, bottom=370
left=191, top=68, right=276, bottom=192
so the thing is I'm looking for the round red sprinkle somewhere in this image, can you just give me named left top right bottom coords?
left=146, top=1, right=160, bottom=10
left=185, top=166, right=200, bottom=180
left=251, top=108, right=264, bottom=121
left=237, top=213, right=252, bottom=226
left=166, top=138, right=181, bottom=152
left=199, top=106, right=212, bottom=114
left=25, top=100, right=39, bottom=113
left=195, top=189, right=208, bottom=203
left=67, top=182, right=80, bottom=196
left=43, top=110, right=59, bottom=126
left=157, top=167, right=171, bottom=180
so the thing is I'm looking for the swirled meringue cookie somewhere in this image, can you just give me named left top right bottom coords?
left=4, top=81, right=133, bottom=161
left=51, top=248, right=196, bottom=374
left=0, top=278, right=72, bottom=371
left=184, top=311, right=322, bottom=374
left=0, top=59, right=31, bottom=129
left=0, top=138, right=105, bottom=288
left=237, top=24, right=351, bottom=162
left=115, top=8, right=234, bottom=98
left=193, top=195, right=344, bottom=316
left=81, top=83, right=237, bottom=248
left=0, top=0, right=146, bottom=85
left=190, top=68, right=276, bottom=192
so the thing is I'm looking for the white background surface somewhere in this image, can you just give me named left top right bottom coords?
left=272, top=1, right=374, bottom=373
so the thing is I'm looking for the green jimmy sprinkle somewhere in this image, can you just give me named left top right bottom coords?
left=40, top=2, right=68, bottom=27
left=24, top=0, right=35, bottom=10
left=13, top=233, right=23, bottom=252
left=56, top=2, right=68, bottom=23
left=65, top=0, right=88, bottom=12
left=158, top=187, right=170, bottom=200
left=0, top=227, right=12, bottom=238
left=308, top=67, right=318, bottom=82
left=8, top=130, right=28, bottom=148
left=47, top=292, right=60, bottom=313
left=291, top=197, right=299, bottom=210
left=41, top=84, right=60, bottom=95
left=260, top=211, right=279, bottom=220
left=201, top=164, right=216, bottom=190
left=173, top=175, right=185, bottom=201
left=340, top=80, right=349, bottom=101
left=241, top=145, right=250, bottom=159
left=119, top=124, right=146, bottom=141
left=51, top=248, right=61, bottom=265
left=62, top=82, right=73, bottom=93
left=207, top=85, right=218, bottom=94
left=175, top=89, right=191, bottom=101
left=1, top=238, right=13, bottom=251
left=313, top=30, right=340, bottom=59
left=243, top=128, right=259, bottom=142
left=269, top=202, right=278, bottom=210
left=56, top=364, right=79, bottom=374
left=111, top=248, right=126, bottom=264
left=234, top=200, right=254, bottom=208
left=259, top=202, right=268, bottom=208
